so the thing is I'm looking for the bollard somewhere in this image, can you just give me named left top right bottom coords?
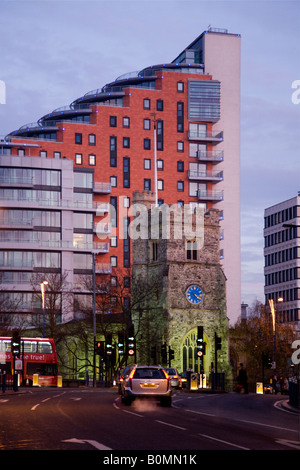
left=57, top=376, right=63, bottom=387
left=33, top=374, right=39, bottom=386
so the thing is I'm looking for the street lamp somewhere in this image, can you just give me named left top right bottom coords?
left=40, top=280, right=48, bottom=338
left=268, top=296, right=283, bottom=384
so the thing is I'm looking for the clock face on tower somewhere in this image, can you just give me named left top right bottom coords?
left=186, top=285, right=204, bottom=305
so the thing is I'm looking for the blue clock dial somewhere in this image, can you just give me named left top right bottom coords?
left=186, top=285, right=204, bottom=304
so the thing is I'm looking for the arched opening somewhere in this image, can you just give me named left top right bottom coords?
left=181, top=327, right=210, bottom=373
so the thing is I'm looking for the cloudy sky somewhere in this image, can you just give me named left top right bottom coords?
left=0, top=0, right=299, bottom=309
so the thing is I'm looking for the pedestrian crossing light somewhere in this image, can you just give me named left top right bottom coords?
left=11, top=330, right=21, bottom=357
left=118, top=332, right=124, bottom=356
left=127, top=326, right=135, bottom=357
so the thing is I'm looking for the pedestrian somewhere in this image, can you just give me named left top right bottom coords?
left=238, top=363, right=248, bottom=394
left=283, top=377, right=289, bottom=395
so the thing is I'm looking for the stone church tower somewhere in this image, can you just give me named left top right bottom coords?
left=131, top=191, right=230, bottom=383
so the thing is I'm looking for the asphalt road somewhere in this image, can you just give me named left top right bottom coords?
left=0, top=387, right=299, bottom=459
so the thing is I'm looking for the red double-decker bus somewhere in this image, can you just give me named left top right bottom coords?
left=0, top=336, right=59, bottom=386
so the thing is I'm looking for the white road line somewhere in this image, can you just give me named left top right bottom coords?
left=156, top=420, right=187, bottom=431
left=199, top=433, right=250, bottom=450
left=31, top=403, right=40, bottom=411
left=237, top=418, right=299, bottom=433
left=122, top=409, right=144, bottom=418
left=186, top=408, right=216, bottom=417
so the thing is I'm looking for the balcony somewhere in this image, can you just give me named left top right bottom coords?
left=93, top=182, right=111, bottom=194
left=197, top=189, right=224, bottom=202
left=95, top=262, right=112, bottom=274
left=188, top=170, right=223, bottom=183
left=188, top=130, right=223, bottom=143
left=94, top=222, right=112, bottom=234
left=96, top=202, right=110, bottom=214
left=197, top=150, right=224, bottom=164
left=92, top=242, right=109, bottom=254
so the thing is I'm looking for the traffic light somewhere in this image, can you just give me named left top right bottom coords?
left=95, top=340, right=105, bottom=357
left=11, top=330, right=21, bottom=357
left=262, top=353, right=272, bottom=369
left=127, top=326, right=135, bottom=358
left=105, top=333, right=113, bottom=357
left=197, top=326, right=204, bottom=356
left=161, top=343, right=167, bottom=363
left=118, top=332, right=124, bottom=356
left=168, top=346, right=175, bottom=362
left=215, top=333, right=222, bottom=351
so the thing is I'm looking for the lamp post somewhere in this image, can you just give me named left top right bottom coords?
left=40, top=280, right=48, bottom=338
left=268, top=296, right=283, bottom=385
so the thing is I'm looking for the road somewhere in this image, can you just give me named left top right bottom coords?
left=0, top=387, right=299, bottom=458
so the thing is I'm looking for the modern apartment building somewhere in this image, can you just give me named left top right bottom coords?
left=264, top=194, right=300, bottom=331
left=0, top=28, right=241, bottom=325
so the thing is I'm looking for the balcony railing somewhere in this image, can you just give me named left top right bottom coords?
left=197, top=189, right=224, bottom=202
left=188, top=130, right=223, bottom=142
left=95, top=263, right=112, bottom=274
left=197, top=150, right=224, bottom=163
left=188, top=170, right=223, bottom=182
left=93, top=182, right=111, bottom=194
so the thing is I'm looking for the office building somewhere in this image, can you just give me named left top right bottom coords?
left=264, top=194, right=300, bottom=331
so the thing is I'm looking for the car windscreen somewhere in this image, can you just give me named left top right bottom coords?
left=133, top=368, right=165, bottom=379
left=165, top=368, right=176, bottom=374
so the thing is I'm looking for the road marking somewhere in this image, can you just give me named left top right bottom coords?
left=42, top=398, right=51, bottom=403
left=199, top=433, right=250, bottom=450
left=62, top=438, right=112, bottom=450
left=186, top=408, right=216, bottom=417
left=122, top=409, right=144, bottom=418
left=70, top=397, right=82, bottom=401
left=275, top=439, right=300, bottom=450
left=31, top=404, right=40, bottom=411
left=156, top=420, right=187, bottom=431
left=0, top=399, right=8, bottom=402
left=237, top=418, right=298, bottom=433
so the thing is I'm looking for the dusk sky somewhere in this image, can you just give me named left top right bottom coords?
left=0, top=0, right=299, bottom=310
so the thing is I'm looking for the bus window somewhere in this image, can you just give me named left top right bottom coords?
left=38, top=342, right=53, bottom=354
left=3, top=340, right=11, bottom=352
left=23, top=341, right=37, bottom=353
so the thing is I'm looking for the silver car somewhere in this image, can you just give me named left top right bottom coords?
left=120, top=365, right=172, bottom=406
left=164, top=367, right=181, bottom=389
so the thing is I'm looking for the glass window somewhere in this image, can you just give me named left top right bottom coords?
left=144, top=119, right=151, bottom=130
left=111, top=256, right=117, bottom=267
left=88, top=134, right=96, bottom=145
left=38, top=341, right=53, bottom=353
left=110, top=176, right=117, bottom=187
left=157, top=179, right=164, bottom=190
left=144, top=159, right=151, bottom=170
left=123, top=117, right=130, bottom=128
left=75, top=133, right=82, bottom=145
left=177, top=141, right=184, bottom=152
left=157, top=159, right=164, bottom=170
left=177, top=81, right=184, bottom=92
left=89, top=154, right=96, bottom=166
left=156, top=99, right=163, bottom=111
left=177, top=161, right=184, bottom=172
left=110, top=116, right=117, bottom=127
left=177, top=181, right=184, bottom=192
left=143, top=98, right=150, bottom=110
left=53, top=151, right=61, bottom=159
left=123, top=137, right=130, bottom=148
left=75, top=153, right=82, bottom=165
left=144, top=138, right=151, bottom=150
left=144, top=179, right=151, bottom=191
